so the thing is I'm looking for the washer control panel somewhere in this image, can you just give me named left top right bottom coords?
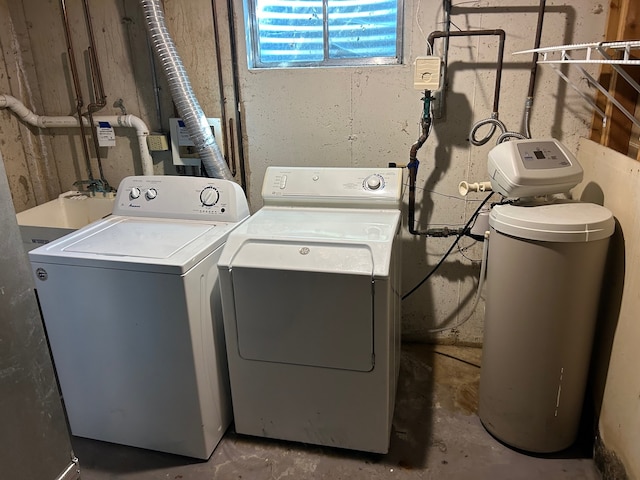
left=262, top=167, right=402, bottom=208
left=114, top=175, right=249, bottom=222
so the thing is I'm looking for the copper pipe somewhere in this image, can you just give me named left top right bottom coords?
left=81, top=0, right=108, bottom=186
left=226, top=0, right=247, bottom=191
left=83, top=0, right=106, bottom=111
left=428, top=29, right=506, bottom=114
left=60, top=0, right=94, bottom=181
left=211, top=0, right=231, bottom=171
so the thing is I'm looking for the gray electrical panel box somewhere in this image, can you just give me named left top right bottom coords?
left=169, top=117, right=223, bottom=167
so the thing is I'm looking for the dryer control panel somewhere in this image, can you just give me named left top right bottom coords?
left=262, top=167, right=402, bottom=208
left=113, top=175, right=249, bottom=222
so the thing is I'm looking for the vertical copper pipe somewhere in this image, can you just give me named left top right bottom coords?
left=211, top=0, right=231, bottom=170
left=226, top=0, right=247, bottom=191
left=428, top=29, right=506, bottom=114
left=82, top=0, right=108, bottom=186
left=60, top=0, right=94, bottom=181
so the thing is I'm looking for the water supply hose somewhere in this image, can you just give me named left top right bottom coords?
left=139, top=0, right=233, bottom=181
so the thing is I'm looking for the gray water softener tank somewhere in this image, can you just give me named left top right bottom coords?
left=478, top=201, right=614, bottom=453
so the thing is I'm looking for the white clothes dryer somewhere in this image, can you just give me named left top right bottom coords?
left=29, top=175, right=249, bottom=459
left=218, top=167, right=403, bottom=454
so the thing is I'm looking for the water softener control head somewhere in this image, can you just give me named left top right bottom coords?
left=487, top=139, right=583, bottom=198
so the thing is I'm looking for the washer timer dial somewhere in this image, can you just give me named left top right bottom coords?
left=364, top=174, right=385, bottom=191
left=200, top=186, right=220, bottom=206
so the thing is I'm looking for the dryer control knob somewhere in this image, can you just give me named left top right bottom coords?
left=145, top=188, right=158, bottom=200
left=200, top=186, right=220, bottom=206
left=130, top=187, right=141, bottom=199
left=365, top=175, right=382, bottom=190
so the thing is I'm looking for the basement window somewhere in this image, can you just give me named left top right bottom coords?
left=244, top=0, right=403, bottom=68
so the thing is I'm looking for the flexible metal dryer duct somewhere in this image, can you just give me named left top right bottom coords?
left=140, top=0, right=233, bottom=181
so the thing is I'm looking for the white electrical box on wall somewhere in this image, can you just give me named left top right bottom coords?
left=169, top=118, right=223, bottom=167
left=414, top=56, right=441, bottom=90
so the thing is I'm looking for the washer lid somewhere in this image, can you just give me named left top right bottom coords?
left=64, top=219, right=213, bottom=258
left=29, top=216, right=240, bottom=274
left=489, top=202, right=614, bottom=242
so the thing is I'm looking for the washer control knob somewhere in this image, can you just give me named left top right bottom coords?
left=200, top=186, right=220, bottom=206
left=130, top=187, right=141, bottom=199
left=145, top=188, right=158, bottom=200
left=365, top=175, right=382, bottom=190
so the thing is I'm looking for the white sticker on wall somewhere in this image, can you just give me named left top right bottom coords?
left=97, top=121, right=116, bottom=147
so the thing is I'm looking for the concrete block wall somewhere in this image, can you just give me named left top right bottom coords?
left=0, top=1, right=607, bottom=341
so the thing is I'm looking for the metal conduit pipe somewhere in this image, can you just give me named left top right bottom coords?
left=139, top=0, right=234, bottom=181
left=524, top=0, right=546, bottom=139
left=0, top=94, right=154, bottom=176
left=435, top=0, right=452, bottom=119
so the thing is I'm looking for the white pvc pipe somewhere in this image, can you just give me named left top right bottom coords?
left=0, top=94, right=154, bottom=176
left=459, top=180, right=493, bottom=197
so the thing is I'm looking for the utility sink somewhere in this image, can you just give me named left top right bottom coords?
left=16, top=191, right=115, bottom=251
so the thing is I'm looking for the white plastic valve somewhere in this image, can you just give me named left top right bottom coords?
left=459, top=181, right=493, bottom=197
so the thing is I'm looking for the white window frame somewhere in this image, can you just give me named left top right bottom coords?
left=244, top=0, right=404, bottom=69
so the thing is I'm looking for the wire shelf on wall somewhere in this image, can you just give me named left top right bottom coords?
left=514, top=41, right=640, bottom=130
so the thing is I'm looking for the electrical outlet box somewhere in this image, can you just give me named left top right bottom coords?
left=414, top=56, right=441, bottom=91
left=147, top=133, right=169, bottom=151
left=169, top=118, right=223, bottom=167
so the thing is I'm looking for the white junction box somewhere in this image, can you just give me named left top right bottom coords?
left=414, top=56, right=441, bottom=90
left=169, top=118, right=223, bottom=167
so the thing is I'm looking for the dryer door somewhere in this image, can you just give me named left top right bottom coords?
left=229, top=241, right=374, bottom=372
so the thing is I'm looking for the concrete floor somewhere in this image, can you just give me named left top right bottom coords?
left=73, top=344, right=601, bottom=480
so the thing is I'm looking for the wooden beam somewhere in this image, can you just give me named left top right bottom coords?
left=590, top=0, right=640, bottom=158
left=603, top=0, right=640, bottom=154
left=590, top=0, right=622, bottom=144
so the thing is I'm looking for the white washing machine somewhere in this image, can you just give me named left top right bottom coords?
left=218, top=166, right=403, bottom=454
left=29, top=175, right=249, bottom=459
